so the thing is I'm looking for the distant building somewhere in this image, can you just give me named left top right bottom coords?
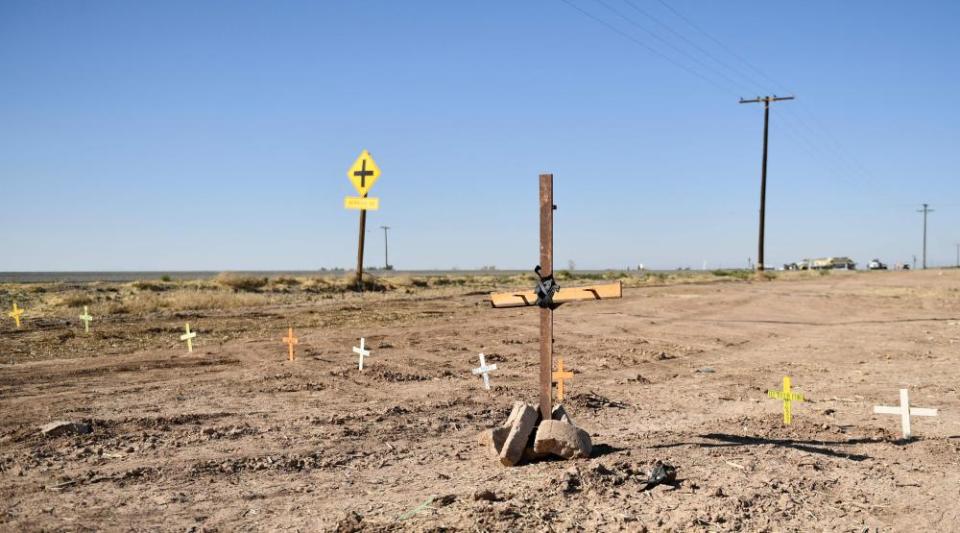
left=784, top=257, right=857, bottom=271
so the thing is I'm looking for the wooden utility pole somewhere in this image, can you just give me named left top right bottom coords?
left=917, top=203, right=933, bottom=269
left=740, top=95, right=794, bottom=271
left=539, top=173, right=555, bottom=420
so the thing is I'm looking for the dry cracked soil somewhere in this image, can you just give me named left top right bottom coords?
left=1, top=270, right=959, bottom=531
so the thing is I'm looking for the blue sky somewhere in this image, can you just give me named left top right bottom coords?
left=1, top=0, right=958, bottom=271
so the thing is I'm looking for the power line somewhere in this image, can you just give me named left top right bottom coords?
left=556, top=0, right=734, bottom=94
left=654, top=0, right=876, bottom=185
left=591, top=0, right=751, bottom=94
left=621, top=0, right=777, bottom=95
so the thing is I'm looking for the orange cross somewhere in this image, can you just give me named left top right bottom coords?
left=283, top=327, right=299, bottom=361
left=552, top=357, right=574, bottom=401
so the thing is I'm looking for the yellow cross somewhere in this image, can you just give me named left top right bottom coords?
left=282, top=327, right=299, bottom=361
left=8, top=302, right=24, bottom=328
left=79, top=306, right=93, bottom=333
left=767, top=376, right=805, bottom=425
left=180, top=323, right=197, bottom=353
left=552, top=357, right=574, bottom=402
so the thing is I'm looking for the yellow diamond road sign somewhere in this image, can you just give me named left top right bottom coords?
left=347, top=150, right=380, bottom=196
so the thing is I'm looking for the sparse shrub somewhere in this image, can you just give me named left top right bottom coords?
left=132, top=280, right=171, bottom=292
left=215, top=273, right=268, bottom=292
left=354, top=275, right=393, bottom=292
left=273, top=276, right=301, bottom=287
left=106, top=289, right=270, bottom=314
left=61, top=293, right=94, bottom=307
left=431, top=277, right=465, bottom=286
left=711, top=269, right=752, bottom=281
left=161, top=275, right=172, bottom=282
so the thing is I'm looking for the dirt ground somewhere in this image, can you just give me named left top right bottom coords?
left=1, top=270, right=959, bottom=532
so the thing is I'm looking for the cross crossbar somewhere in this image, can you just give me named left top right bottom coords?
left=489, top=281, right=622, bottom=309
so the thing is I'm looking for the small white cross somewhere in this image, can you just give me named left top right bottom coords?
left=180, top=323, right=197, bottom=353
left=471, top=353, right=498, bottom=390
left=79, top=306, right=93, bottom=334
left=353, top=337, right=371, bottom=370
left=873, top=388, right=938, bottom=439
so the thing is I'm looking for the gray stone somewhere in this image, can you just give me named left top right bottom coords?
left=478, top=426, right=511, bottom=456
left=551, top=404, right=574, bottom=425
left=39, top=420, right=92, bottom=437
left=533, top=419, right=592, bottom=459
left=498, top=403, right=538, bottom=466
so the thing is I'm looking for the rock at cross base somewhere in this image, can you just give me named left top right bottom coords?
left=478, top=426, right=511, bottom=457
left=498, top=403, right=538, bottom=467
left=551, top=403, right=574, bottom=425
left=534, top=419, right=592, bottom=459
left=39, top=420, right=92, bottom=437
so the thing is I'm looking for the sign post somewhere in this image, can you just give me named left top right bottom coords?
left=345, top=150, right=382, bottom=290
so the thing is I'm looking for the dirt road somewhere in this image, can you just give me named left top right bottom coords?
left=1, top=270, right=959, bottom=531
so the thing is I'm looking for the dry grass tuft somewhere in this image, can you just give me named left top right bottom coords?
left=131, top=280, right=172, bottom=292
left=60, top=293, right=94, bottom=308
left=215, top=273, right=269, bottom=292
left=106, top=289, right=270, bottom=314
left=272, top=276, right=302, bottom=287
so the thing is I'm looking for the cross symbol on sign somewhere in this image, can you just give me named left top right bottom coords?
left=353, top=338, right=371, bottom=370
left=552, top=358, right=574, bottom=401
left=471, top=353, right=498, bottom=390
left=767, top=376, right=805, bottom=425
left=354, top=159, right=374, bottom=188
left=283, top=327, right=299, bottom=361
left=180, top=323, right=197, bottom=353
left=79, top=306, right=93, bottom=334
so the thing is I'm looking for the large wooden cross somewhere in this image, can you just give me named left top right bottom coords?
left=490, top=174, right=622, bottom=420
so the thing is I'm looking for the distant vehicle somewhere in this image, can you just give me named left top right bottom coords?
left=867, top=259, right=888, bottom=270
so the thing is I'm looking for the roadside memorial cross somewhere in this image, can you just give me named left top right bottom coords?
left=552, top=358, right=574, bottom=402
left=180, top=323, right=197, bottom=353
left=283, top=327, right=299, bottom=361
left=79, top=306, right=93, bottom=333
left=353, top=337, right=371, bottom=370
left=472, top=353, right=498, bottom=390
left=873, top=388, right=938, bottom=439
left=489, top=174, right=623, bottom=420
left=767, top=376, right=805, bottom=425
left=8, top=302, right=24, bottom=328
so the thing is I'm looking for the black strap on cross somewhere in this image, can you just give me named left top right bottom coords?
left=534, top=265, right=559, bottom=309
left=354, top=159, right=374, bottom=188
